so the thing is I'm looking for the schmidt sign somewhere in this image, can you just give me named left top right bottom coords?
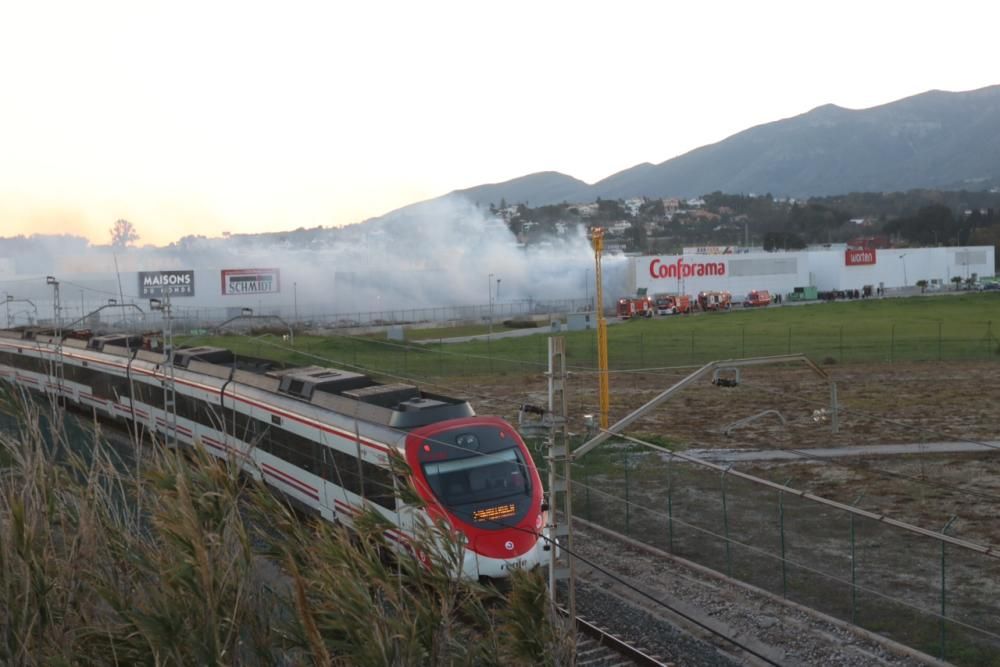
left=138, top=271, right=195, bottom=298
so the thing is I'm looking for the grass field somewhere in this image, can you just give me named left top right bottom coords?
left=180, top=293, right=1000, bottom=379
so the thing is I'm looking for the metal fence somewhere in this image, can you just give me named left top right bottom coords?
left=3, top=297, right=595, bottom=332
left=529, top=441, right=1000, bottom=665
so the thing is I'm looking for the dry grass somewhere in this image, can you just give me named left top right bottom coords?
left=0, top=386, right=572, bottom=666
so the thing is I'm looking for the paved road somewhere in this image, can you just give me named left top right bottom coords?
left=684, top=440, right=1000, bottom=463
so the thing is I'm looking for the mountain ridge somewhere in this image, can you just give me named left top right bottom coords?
left=380, top=84, right=1000, bottom=218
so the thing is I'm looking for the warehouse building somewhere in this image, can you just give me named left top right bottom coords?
left=628, top=246, right=996, bottom=299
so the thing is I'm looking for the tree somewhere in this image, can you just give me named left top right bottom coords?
left=109, top=219, right=139, bottom=248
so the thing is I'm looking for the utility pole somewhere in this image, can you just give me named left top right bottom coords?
left=150, top=291, right=177, bottom=447
left=591, top=228, right=609, bottom=429
left=46, top=276, right=65, bottom=404
left=545, top=336, right=574, bottom=623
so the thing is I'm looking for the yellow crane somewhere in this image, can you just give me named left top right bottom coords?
left=591, top=228, right=609, bottom=429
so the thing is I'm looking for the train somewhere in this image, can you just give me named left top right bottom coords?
left=0, top=326, right=549, bottom=579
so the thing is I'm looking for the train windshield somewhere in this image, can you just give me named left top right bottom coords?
left=422, top=447, right=531, bottom=508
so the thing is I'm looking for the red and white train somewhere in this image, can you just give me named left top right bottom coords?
left=0, top=327, right=549, bottom=579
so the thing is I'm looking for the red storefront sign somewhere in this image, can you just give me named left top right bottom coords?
left=845, top=248, right=876, bottom=266
left=648, top=257, right=726, bottom=279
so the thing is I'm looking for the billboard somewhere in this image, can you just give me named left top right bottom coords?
left=845, top=248, right=877, bottom=266
left=138, top=270, right=195, bottom=298
left=221, top=268, right=280, bottom=295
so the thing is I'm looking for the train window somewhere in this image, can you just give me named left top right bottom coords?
left=361, top=461, right=395, bottom=510
left=233, top=413, right=271, bottom=452
left=271, top=415, right=282, bottom=426
left=267, top=428, right=319, bottom=474
left=134, top=382, right=164, bottom=407
left=422, top=448, right=530, bottom=507
left=321, top=446, right=361, bottom=496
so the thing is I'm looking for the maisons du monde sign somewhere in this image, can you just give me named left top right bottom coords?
left=138, top=270, right=195, bottom=298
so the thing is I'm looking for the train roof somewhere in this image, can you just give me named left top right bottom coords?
left=0, top=327, right=475, bottom=430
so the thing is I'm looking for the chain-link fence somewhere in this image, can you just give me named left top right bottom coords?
left=531, top=442, right=1000, bottom=665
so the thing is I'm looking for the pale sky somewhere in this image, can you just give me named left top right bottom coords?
left=1, top=0, right=998, bottom=246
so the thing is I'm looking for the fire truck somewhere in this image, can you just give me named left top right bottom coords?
left=617, top=295, right=655, bottom=319
left=653, top=293, right=691, bottom=315
left=697, top=291, right=732, bottom=311
left=743, top=290, right=771, bottom=307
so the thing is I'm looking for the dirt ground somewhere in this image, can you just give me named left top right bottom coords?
left=477, top=360, right=1000, bottom=660
left=455, top=359, right=1000, bottom=544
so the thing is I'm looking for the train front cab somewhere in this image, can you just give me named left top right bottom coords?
left=405, top=416, right=547, bottom=579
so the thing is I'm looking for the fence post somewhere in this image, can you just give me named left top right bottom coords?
left=940, top=515, right=957, bottom=661
left=778, top=489, right=786, bottom=597
left=624, top=460, right=630, bottom=536
left=667, top=462, right=674, bottom=554
left=839, top=325, right=844, bottom=364
left=850, top=493, right=863, bottom=624
left=938, top=321, right=943, bottom=361
left=722, top=466, right=732, bottom=577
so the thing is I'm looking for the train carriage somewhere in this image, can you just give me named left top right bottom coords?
left=0, top=327, right=548, bottom=579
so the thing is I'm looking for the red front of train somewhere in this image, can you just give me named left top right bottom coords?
left=405, top=416, right=548, bottom=579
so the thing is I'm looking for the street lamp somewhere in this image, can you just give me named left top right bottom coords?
left=46, top=275, right=62, bottom=336
left=899, top=254, right=908, bottom=287
left=488, top=273, right=494, bottom=337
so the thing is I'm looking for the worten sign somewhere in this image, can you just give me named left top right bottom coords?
left=845, top=248, right=877, bottom=266
left=138, top=270, right=195, bottom=298
left=221, top=268, right=280, bottom=295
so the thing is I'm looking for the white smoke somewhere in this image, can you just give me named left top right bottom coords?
left=0, top=197, right=629, bottom=324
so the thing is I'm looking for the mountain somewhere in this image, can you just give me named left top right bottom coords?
left=392, top=85, right=1000, bottom=214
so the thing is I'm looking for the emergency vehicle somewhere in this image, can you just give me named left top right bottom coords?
left=743, top=290, right=771, bottom=307
left=653, top=294, right=691, bottom=315
left=697, top=291, right=732, bottom=311
left=616, top=295, right=654, bottom=319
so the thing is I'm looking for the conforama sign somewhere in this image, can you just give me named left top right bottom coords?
left=649, top=257, right=726, bottom=279
left=845, top=248, right=877, bottom=266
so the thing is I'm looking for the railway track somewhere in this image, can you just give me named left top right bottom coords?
left=563, top=521, right=942, bottom=667
left=563, top=606, right=673, bottom=666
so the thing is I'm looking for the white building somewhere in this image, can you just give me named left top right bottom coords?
left=628, top=246, right=995, bottom=298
